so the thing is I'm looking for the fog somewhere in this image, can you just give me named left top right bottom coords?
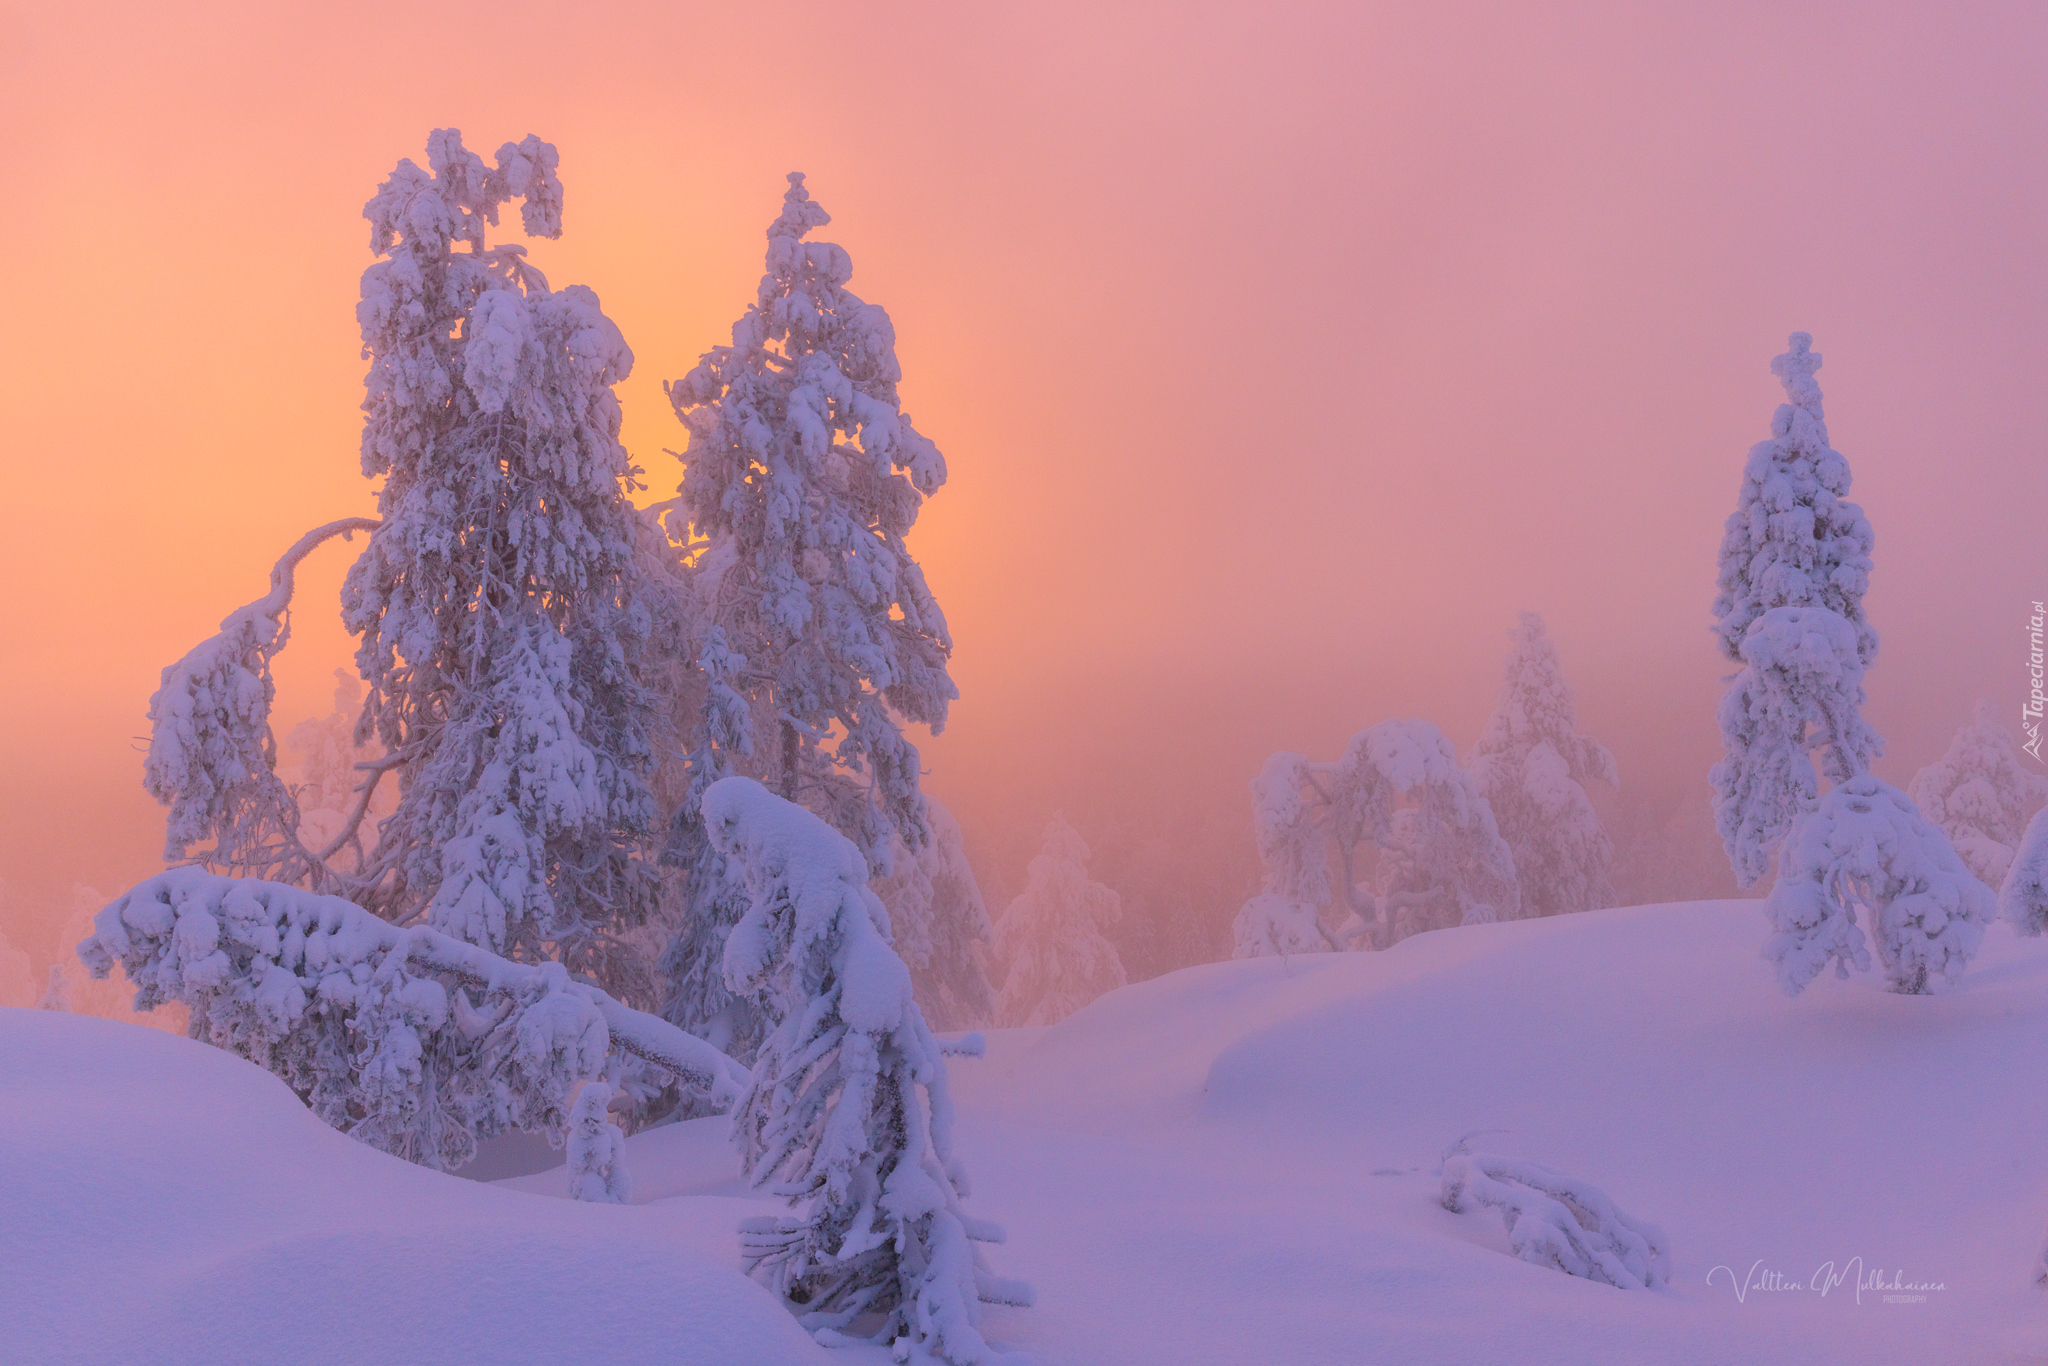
left=4, top=0, right=2044, bottom=978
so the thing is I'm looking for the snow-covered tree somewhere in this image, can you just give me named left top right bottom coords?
left=342, top=130, right=660, bottom=984
left=566, top=1081, right=631, bottom=1203
left=78, top=868, right=746, bottom=1171
left=1710, top=334, right=1883, bottom=884
left=1468, top=612, right=1618, bottom=917
left=1230, top=892, right=1337, bottom=958
left=35, top=965, right=70, bottom=1012
left=702, top=778, right=1028, bottom=1363
left=137, top=131, right=662, bottom=997
left=1235, top=720, right=1520, bottom=955
left=872, top=799, right=996, bottom=1030
left=1999, top=805, right=2048, bottom=937
left=662, top=173, right=958, bottom=1062
left=1762, top=775, right=1995, bottom=995
left=1909, top=700, right=2048, bottom=886
left=993, top=815, right=1126, bottom=1026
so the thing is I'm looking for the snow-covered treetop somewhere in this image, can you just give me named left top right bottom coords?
left=1331, top=720, right=1520, bottom=924
left=1712, top=333, right=1876, bottom=668
left=994, top=813, right=1126, bottom=1026
left=1469, top=612, right=1617, bottom=791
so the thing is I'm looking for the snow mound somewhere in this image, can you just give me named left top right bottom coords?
left=0, top=1010, right=838, bottom=1366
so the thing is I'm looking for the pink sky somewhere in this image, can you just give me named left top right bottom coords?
left=3, top=0, right=2044, bottom=944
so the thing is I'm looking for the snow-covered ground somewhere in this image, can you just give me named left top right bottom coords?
left=8, top=898, right=2046, bottom=1364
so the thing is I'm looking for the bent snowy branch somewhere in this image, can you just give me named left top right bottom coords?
left=145, top=518, right=380, bottom=887
left=1441, top=1151, right=1671, bottom=1289
left=78, top=868, right=745, bottom=1169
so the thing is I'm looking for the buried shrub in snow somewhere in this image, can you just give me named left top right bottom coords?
left=704, top=778, right=1029, bottom=1364
left=1440, top=1150, right=1671, bottom=1290
left=567, top=1081, right=631, bottom=1204
left=77, top=868, right=745, bottom=1171
left=1763, top=776, right=1995, bottom=996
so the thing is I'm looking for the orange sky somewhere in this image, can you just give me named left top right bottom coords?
left=4, top=0, right=2045, bottom=951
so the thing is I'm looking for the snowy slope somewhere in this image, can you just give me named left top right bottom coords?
left=0, top=1011, right=845, bottom=1366
left=11, top=899, right=2048, bottom=1364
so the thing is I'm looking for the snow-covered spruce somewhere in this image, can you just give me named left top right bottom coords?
left=566, top=1081, right=631, bottom=1203
left=662, top=174, right=958, bottom=1061
left=77, top=868, right=745, bottom=1171
left=993, top=814, right=1126, bottom=1027
left=1440, top=1151, right=1671, bottom=1289
left=1763, top=775, right=1995, bottom=996
left=1235, top=721, right=1518, bottom=956
left=1712, top=605, right=1885, bottom=888
left=1468, top=612, right=1618, bottom=918
left=1910, top=700, right=2048, bottom=887
left=1998, top=805, right=2048, bottom=937
left=872, top=800, right=997, bottom=1030
left=342, top=130, right=661, bottom=985
left=703, top=778, right=1028, bottom=1364
left=1710, top=334, right=1882, bottom=885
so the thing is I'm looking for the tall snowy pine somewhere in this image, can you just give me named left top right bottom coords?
left=661, top=174, right=958, bottom=1061
left=340, top=131, right=660, bottom=985
left=1710, top=334, right=1882, bottom=886
left=1468, top=612, right=1618, bottom=917
left=1710, top=335, right=1990, bottom=993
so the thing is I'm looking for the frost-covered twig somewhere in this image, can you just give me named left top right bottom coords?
left=1440, top=1151, right=1671, bottom=1289
left=79, top=868, right=745, bottom=1170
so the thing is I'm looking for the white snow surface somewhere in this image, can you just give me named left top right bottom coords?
left=15, top=898, right=2048, bottom=1364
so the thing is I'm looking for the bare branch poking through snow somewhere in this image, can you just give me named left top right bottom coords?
left=1440, top=1151, right=1671, bottom=1289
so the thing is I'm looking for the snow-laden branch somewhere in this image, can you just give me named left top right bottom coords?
left=144, top=518, right=379, bottom=885
left=1441, top=1151, right=1671, bottom=1289
left=78, top=868, right=746, bottom=1170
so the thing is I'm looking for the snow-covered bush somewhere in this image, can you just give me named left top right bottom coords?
left=1710, top=334, right=1882, bottom=885
left=703, top=778, right=1028, bottom=1363
left=1713, top=605, right=1885, bottom=886
left=662, top=173, right=960, bottom=1061
left=78, top=868, right=745, bottom=1171
left=1999, top=805, right=2048, bottom=937
left=1762, top=776, right=1995, bottom=995
left=1236, top=721, right=1518, bottom=955
left=1910, top=700, right=2048, bottom=886
left=1468, top=612, right=1618, bottom=917
left=994, top=815, right=1127, bottom=1026
left=1440, top=1150, right=1671, bottom=1289
left=1231, top=892, right=1337, bottom=958
left=566, top=1081, right=631, bottom=1203
left=872, top=800, right=996, bottom=1030
left=343, top=130, right=661, bottom=983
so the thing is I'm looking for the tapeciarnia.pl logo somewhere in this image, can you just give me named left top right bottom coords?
left=2026, top=600, right=2045, bottom=763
